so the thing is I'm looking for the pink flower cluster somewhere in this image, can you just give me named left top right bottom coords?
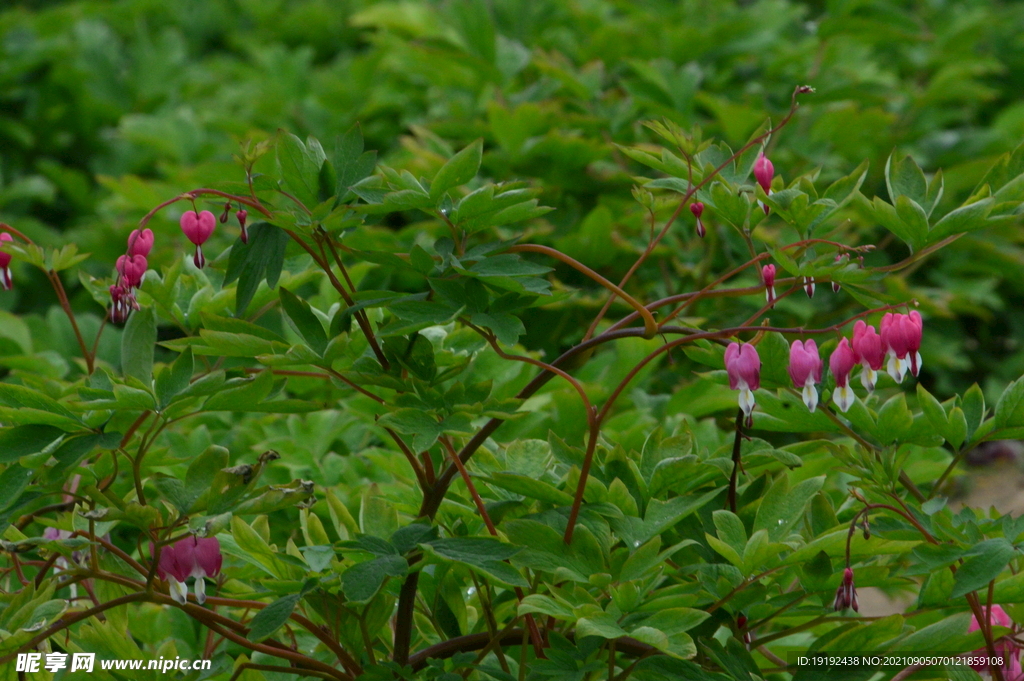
left=110, top=228, right=153, bottom=324
left=724, top=311, right=924, bottom=420
left=157, top=536, right=223, bottom=605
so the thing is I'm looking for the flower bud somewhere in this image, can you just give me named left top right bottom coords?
left=236, top=209, right=249, bottom=244
left=219, top=202, right=231, bottom=224
left=833, top=567, right=858, bottom=612
left=690, top=202, right=706, bottom=238
left=762, top=264, right=776, bottom=306
left=754, top=153, right=774, bottom=215
left=804, top=276, right=815, bottom=298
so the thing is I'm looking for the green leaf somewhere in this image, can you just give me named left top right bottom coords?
left=0, top=426, right=65, bottom=464
left=963, top=383, right=986, bottom=442
left=342, top=555, right=406, bottom=602
left=203, top=370, right=275, bottom=412
left=951, top=539, right=1015, bottom=599
left=875, top=393, right=914, bottom=444
left=155, top=348, right=194, bottom=410
left=277, top=131, right=321, bottom=208
left=0, top=464, right=35, bottom=511
left=886, top=151, right=928, bottom=209
left=121, top=306, right=156, bottom=385
left=754, top=475, right=825, bottom=541
left=378, top=408, right=441, bottom=452
left=518, top=594, right=574, bottom=621
left=929, top=198, right=994, bottom=241
left=484, top=472, right=573, bottom=506
left=430, top=139, right=483, bottom=200
left=995, top=377, right=1024, bottom=430
left=423, top=537, right=528, bottom=587
left=334, top=125, right=378, bottom=197
left=712, top=510, right=747, bottom=555
left=224, top=223, right=290, bottom=316
left=279, top=288, right=328, bottom=356
left=247, top=594, right=300, bottom=642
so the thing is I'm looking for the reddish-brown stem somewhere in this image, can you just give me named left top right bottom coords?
left=440, top=436, right=497, bottom=536
left=564, top=415, right=601, bottom=544
left=283, top=228, right=390, bottom=371
left=585, top=85, right=810, bottom=339
left=507, top=244, right=658, bottom=338
left=386, top=427, right=430, bottom=492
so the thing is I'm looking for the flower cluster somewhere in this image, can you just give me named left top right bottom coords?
left=724, top=312, right=924, bottom=419
left=0, top=231, right=12, bottom=290
left=110, top=229, right=153, bottom=324
left=157, top=536, right=222, bottom=605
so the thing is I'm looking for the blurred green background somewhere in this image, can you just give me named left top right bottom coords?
left=2, top=0, right=1023, bottom=400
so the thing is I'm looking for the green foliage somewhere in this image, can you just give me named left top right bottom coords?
left=2, top=1, right=1024, bottom=680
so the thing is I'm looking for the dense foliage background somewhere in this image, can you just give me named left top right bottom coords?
left=2, top=1, right=1024, bottom=680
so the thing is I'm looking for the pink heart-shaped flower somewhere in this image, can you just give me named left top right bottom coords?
left=127, top=228, right=154, bottom=257
left=180, top=210, right=216, bottom=246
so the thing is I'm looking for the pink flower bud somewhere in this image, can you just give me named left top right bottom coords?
left=127, top=228, right=154, bottom=258
left=833, top=567, right=859, bottom=612
left=829, top=338, right=858, bottom=413
left=116, top=254, right=148, bottom=290
left=852, top=321, right=885, bottom=391
left=219, top=201, right=231, bottom=224
left=109, top=284, right=138, bottom=324
left=762, top=264, right=776, bottom=306
left=725, top=342, right=761, bottom=423
left=0, top=232, right=12, bottom=291
left=690, top=202, right=706, bottom=238
left=788, top=340, right=822, bottom=412
left=804, top=276, right=815, bottom=298
left=236, top=209, right=249, bottom=244
left=754, top=153, right=774, bottom=215
left=754, top=153, right=774, bottom=193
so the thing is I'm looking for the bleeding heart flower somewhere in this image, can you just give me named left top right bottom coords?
left=804, top=276, right=815, bottom=298
left=690, top=202, right=706, bottom=238
left=788, top=340, right=822, bottom=412
left=725, top=342, right=761, bottom=426
left=236, top=209, right=249, bottom=244
left=180, top=210, right=217, bottom=268
left=157, top=536, right=223, bottom=605
left=127, top=228, right=154, bottom=258
left=109, top=285, right=139, bottom=324
left=754, top=153, right=774, bottom=214
left=881, top=312, right=923, bottom=382
left=833, top=567, right=858, bottom=612
left=0, top=232, right=12, bottom=290
left=762, top=264, right=776, bottom=307
left=829, top=338, right=858, bottom=413
left=116, top=254, right=148, bottom=290
left=852, top=321, right=885, bottom=392
left=965, top=605, right=1020, bottom=677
